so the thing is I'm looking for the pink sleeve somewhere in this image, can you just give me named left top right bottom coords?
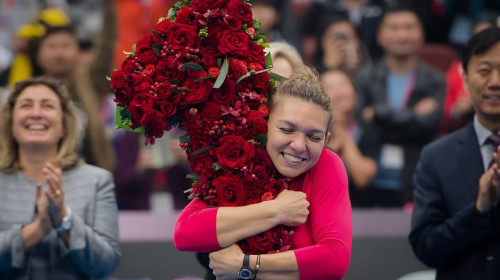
left=294, top=150, right=352, bottom=279
left=173, top=197, right=222, bottom=252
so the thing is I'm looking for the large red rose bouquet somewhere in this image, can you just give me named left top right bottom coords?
left=110, top=0, right=293, bottom=254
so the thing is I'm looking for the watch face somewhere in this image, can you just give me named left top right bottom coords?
left=239, top=268, right=252, bottom=279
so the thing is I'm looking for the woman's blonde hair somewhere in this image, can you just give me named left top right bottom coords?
left=269, top=42, right=304, bottom=72
left=269, top=66, right=333, bottom=133
left=0, top=77, right=83, bottom=173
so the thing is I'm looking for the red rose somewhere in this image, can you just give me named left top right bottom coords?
left=251, top=149, right=277, bottom=178
left=159, top=100, right=176, bottom=118
left=223, top=16, right=243, bottom=31
left=248, top=42, right=267, bottom=67
left=213, top=175, right=247, bottom=206
left=265, top=180, right=287, bottom=196
left=243, top=231, right=278, bottom=254
left=127, top=93, right=156, bottom=125
left=136, top=48, right=158, bottom=65
left=121, top=56, right=136, bottom=73
left=192, top=153, right=216, bottom=178
left=166, top=23, right=200, bottom=50
left=191, top=0, right=227, bottom=13
left=155, top=55, right=185, bottom=82
left=154, top=18, right=172, bottom=35
left=183, top=72, right=213, bottom=105
left=226, top=0, right=253, bottom=25
left=156, top=82, right=172, bottom=100
left=217, top=29, right=249, bottom=58
left=129, top=73, right=153, bottom=92
left=216, top=135, right=255, bottom=169
left=110, top=70, right=127, bottom=90
left=200, top=36, right=223, bottom=59
left=176, top=6, right=195, bottom=24
left=246, top=110, right=268, bottom=136
left=210, top=78, right=237, bottom=105
left=136, top=33, right=162, bottom=51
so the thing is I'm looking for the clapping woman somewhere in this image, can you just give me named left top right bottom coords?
left=174, top=67, right=352, bottom=279
left=0, top=78, right=120, bottom=279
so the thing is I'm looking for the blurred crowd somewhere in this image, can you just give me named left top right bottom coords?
left=0, top=0, right=499, bottom=210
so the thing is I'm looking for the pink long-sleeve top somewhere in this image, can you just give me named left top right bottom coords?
left=174, top=149, right=352, bottom=279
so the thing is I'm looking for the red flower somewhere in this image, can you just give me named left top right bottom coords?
left=226, top=0, right=253, bottom=26
left=242, top=231, right=278, bottom=254
left=201, top=101, right=222, bottom=122
left=261, top=192, right=274, bottom=201
left=154, top=18, right=172, bottom=35
left=155, top=55, right=185, bottom=82
left=143, top=64, right=155, bottom=77
left=246, top=110, right=268, bottom=136
left=210, top=78, right=237, bottom=105
left=159, top=100, right=176, bottom=118
left=121, top=56, right=136, bottom=73
left=213, top=175, right=247, bottom=206
left=183, top=72, right=213, bottom=105
left=166, top=23, right=200, bottom=50
left=217, top=29, right=249, bottom=58
left=176, top=6, right=195, bottom=24
left=191, top=0, right=227, bottom=13
left=110, top=70, right=127, bottom=90
left=248, top=42, right=267, bottom=67
left=229, top=59, right=248, bottom=79
left=215, top=135, right=255, bottom=169
left=136, top=47, right=158, bottom=65
left=208, top=67, right=220, bottom=78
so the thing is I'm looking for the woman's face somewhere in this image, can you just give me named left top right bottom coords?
left=321, top=71, right=357, bottom=119
left=266, top=96, right=329, bottom=178
left=12, top=85, right=64, bottom=152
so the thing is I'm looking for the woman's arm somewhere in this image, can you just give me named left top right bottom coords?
left=174, top=190, right=310, bottom=252
left=58, top=170, right=121, bottom=279
left=209, top=150, right=352, bottom=279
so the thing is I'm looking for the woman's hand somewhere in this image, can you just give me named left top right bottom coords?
left=273, top=189, right=310, bottom=226
left=43, top=163, right=67, bottom=227
left=209, top=244, right=244, bottom=280
left=36, top=186, right=53, bottom=235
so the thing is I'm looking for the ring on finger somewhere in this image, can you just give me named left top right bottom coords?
left=55, top=189, right=61, bottom=196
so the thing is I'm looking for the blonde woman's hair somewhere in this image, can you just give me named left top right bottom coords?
left=269, top=42, right=304, bottom=72
left=269, top=66, right=333, bottom=133
left=0, top=77, right=83, bottom=173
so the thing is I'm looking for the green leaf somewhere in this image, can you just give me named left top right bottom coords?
left=152, top=43, right=163, bottom=57
left=212, top=161, right=221, bottom=171
left=235, top=69, right=269, bottom=85
left=151, top=30, right=158, bottom=35
left=194, top=76, right=212, bottom=82
left=186, top=174, right=200, bottom=180
left=115, top=106, right=145, bottom=133
left=265, top=52, right=273, bottom=69
left=179, top=134, right=190, bottom=144
left=106, top=75, right=111, bottom=81
left=183, top=187, right=193, bottom=194
left=269, top=71, right=286, bottom=82
left=180, top=63, right=205, bottom=71
left=132, top=44, right=136, bottom=53
left=213, top=58, right=228, bottom=89
left=253, top=134, right=268, bottom=148
left=192, top=145, right=214, bottom=155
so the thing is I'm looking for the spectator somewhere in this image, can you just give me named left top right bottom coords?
left=269, top=41, right=303, bottom=78
left=410, top=27, right=500, bottom=279
left=439, top=18, right=496, bottom=136
left=356, top=5, right=446, bottom=207
left=34, top=0, right=117, bottom=172
left=322, top=69, right=377, bottom=206
left=301, top=0, right=384, bottom=64
left=250, top=0, right=300, bottom=51
left=315, top=14, right=369, bottom=76
left=0, top=77, right=120, bottom=279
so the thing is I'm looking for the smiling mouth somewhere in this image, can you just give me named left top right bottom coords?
left=281, top=152, right=304, bottom=163
left=26, top=124, right=48, bottom=131
left=485, top=95, right=500, bottom=101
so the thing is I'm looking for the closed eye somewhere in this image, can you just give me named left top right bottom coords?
left=279, top=127, right=294, bottom=133
left=308, top=135, right=322, bottom=142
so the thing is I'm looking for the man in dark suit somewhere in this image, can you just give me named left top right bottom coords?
left=409, top=27, right=500, bottom=280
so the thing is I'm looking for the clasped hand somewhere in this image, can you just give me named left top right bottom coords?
left=477, top=147, right=500, bottom=213
left=36, top=163, right=67, bottom=234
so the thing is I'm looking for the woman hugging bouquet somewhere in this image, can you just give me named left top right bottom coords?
left=109, top=0, right=293, bottom=255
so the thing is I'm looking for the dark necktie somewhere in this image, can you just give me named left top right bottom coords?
left=486, top=134, right=500, bottom=168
